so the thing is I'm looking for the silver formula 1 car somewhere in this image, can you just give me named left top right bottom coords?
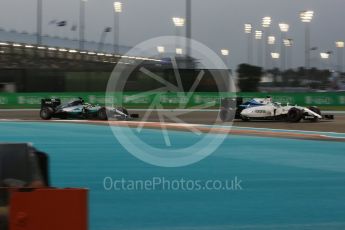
left=39, top=98, right=138, bottom=121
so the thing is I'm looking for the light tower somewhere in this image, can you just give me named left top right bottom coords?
left=268, top=36, right=276, bottom=45
left=262, top=16, right=272, bottom=69
left=244, top=24, right=253, bottom=64
left=36, top=0, right=43, bottom=45
left=157, top=46, right=165, bottom=54
left=79, top=0, right=87, bottom=50
left=186, top=0, right=192, bottom=58
left=113, top=1, right=123, bottom=53
left=336, top=41, right=344, bottom=72
left=255, top=30, right=263, bottom=67
left=284, top=38, right=294, bottom=69
left=172, top=17, right=185, bottom=56
left=320, top=52, right=331, bottom=70
left=279, top=23, right=289, bottom=71
left=172, top=17, right=185, bottom=27
left=300, top=10, right=314, bottom=69
left=220, top=49, right=230, bottom=69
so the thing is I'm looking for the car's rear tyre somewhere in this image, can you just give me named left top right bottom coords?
left=97, top=108, right=108, bottom=120
left=40, top=107, right=54, bottom=120
left=287, top=108, right=302, bottom=122
left=308, top=106, right=321, bottom=122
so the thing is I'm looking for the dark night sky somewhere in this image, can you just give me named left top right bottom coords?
left=1, top=0, right=345, bottom=70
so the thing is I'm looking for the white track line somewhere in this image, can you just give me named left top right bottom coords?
left=1, top=119, right=344, bottom=139
left=3, top=118, right=344, bottom=136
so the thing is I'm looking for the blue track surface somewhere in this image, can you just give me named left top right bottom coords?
left=1, top=121, right=345, bottom=230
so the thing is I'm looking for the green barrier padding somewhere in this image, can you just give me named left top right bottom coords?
left=0, top=92, right=344, bottom=108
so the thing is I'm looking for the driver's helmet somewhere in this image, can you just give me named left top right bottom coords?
left=69, top=98, right=84, bottom=106
left=265, top=96, right=272, bottom=103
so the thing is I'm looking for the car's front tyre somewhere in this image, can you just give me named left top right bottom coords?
left=287, top=108, right=302, bottom=122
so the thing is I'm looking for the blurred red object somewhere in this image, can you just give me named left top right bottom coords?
left=9, top=188, right=88, bottom=230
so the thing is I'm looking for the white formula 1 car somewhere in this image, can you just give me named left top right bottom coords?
left=240, top=98, right=333, bottom=122
left=219, top=97, right=334, bottom=122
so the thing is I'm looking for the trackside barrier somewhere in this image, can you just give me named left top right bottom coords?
left=0, top=92, right=344, bottom=108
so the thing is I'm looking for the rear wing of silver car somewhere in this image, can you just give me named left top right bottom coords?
left=41, top=98, right=61, bottom=109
